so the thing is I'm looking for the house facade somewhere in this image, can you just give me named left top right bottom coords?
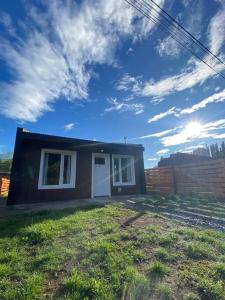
left=7, top=128, right=146, bottom=205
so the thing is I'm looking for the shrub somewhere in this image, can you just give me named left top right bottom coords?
left=186, top=242, right=215, bottom=260
left=148, top=261, right=170, bottom=277
left=155, top=283, right=172, bottom=300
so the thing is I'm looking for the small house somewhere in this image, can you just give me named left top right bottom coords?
left=7, top=128, right=145, bottom=205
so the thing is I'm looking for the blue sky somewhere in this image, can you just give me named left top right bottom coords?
left=0, top=0, right=225, bottom=167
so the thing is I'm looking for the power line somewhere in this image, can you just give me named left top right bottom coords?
left=138, top=0, right=219, bottom=64
left=124, top=0, right=225, bottom=80
left=148, top=0, right=225, bottom=67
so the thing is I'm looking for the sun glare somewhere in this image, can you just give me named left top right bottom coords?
left=184, top=121, right=203, bottom=137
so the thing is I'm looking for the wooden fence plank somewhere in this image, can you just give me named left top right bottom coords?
left=145, top=159, right=225, bottom=197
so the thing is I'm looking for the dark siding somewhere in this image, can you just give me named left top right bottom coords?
left=7, top=128, right=145, bottom=205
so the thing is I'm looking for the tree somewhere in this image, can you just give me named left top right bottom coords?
left=0, top=159, right=12, bottom=172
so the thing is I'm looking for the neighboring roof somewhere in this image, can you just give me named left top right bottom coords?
left=17, top=128, right=144, bottom=150
left=158, top=152, right=212, bottom=167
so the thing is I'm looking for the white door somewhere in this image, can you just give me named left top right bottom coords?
left=92, top=153, right=110, bottom=197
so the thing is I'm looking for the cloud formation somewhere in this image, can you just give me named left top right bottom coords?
left=104, top=97, right=144, bottom=115
left=140, top=128, right=177, bottom=139
left=147, top=107, right=178, bottom=123
left=0, top=0, right=164, bottom=122
left=64, top=123, right=75, bottom=131
left=147, top=88, right=225, bottom=123
left=156, top=148, right=170, bottom=155
left=161, top=119, right=225, bottom=146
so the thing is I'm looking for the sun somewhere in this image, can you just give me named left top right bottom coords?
left=184, top=121, right=203, bottom=137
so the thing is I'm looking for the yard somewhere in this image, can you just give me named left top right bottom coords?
left=1, top=195, right=225, bottom=299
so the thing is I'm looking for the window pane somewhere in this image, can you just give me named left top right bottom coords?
left=95, top=157, right=105, bottom=165
left=63, top=155, right=72, bottom=184
left=43, top=153, right=60, bottom=185
left=121, top=157, right=132, bottom=183
left=113, top=157, right=120, bottom=182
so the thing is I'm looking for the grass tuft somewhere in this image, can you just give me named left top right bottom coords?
left=148, top=261, right=170, bottom=277
left=155, top=247, right=177, bottom=262
left=186, top=242, right=215, bottom=260
left=182, top=292, right=200, bottom=300
left=214, top=263, right=225, bottom=280
left=155, top=282, right=172, bottom=299
left=198, top=277, right=225, bottom=300
left=62, top=270, right=112, bottom=300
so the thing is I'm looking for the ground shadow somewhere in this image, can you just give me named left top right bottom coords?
left=0, top=203, right=106, bottom=239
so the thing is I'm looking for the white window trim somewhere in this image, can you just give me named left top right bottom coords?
left=112, top=154, right=136, bottom=186
left=38, top=149, right=77, bottom=190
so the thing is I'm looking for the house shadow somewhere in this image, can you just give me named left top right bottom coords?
left=0, top=202, right=106, bottom=239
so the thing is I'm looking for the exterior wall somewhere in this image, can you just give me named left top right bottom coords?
left=7, top=129, right=145, bottom=205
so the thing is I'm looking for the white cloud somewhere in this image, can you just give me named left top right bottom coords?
left=148, top=157, right=158, bottom=161
left=126, top=47, right=133, bottom=54
left=115, top=73, right=142, bottom=93
left=147, top=107, right=179, bottom=123
left=179, top=88, right=225, bottom=114
left=0, top=0, right=164, bottom=122
left=156, top=35, right=181, bottom=58
left=177, top=144, right=206, bottom=153
left=157, top=148, right=170, bottom=155
left=64, top=123, right=75, bottom=131
left=147, top=88, right=225, bottom=123
left=161, top=119, right=225, bottom=146
left=140, top=128, right=177, bottom=139
left=208, top=2, right=225, bottom=55
left=104, top=97, right=144, bottom=115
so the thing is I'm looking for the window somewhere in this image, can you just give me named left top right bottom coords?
left=112, top=155, right=135, bottom=186
left=38, top=149, right=76, bottom=189
left=95, top=157, right=105, bottom=165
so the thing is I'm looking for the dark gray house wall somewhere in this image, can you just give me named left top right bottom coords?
left=7, top=128, right=145, bottom=205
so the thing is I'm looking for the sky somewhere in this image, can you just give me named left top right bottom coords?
left=0, top=0, right=225, bottom=168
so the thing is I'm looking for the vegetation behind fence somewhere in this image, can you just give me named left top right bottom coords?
left=145, top=159, right=225, bottom=197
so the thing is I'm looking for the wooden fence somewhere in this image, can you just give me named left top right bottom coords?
left=0, top=175, right=10, bottom=196
left=145, top=159, right=225, bottom=197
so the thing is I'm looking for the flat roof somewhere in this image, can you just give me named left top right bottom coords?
left=17, top=128, right=144, bottom=149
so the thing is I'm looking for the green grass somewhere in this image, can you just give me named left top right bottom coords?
left=0, top=199, right=225, bottom=299
left=186, top=242, right=216, bottom=260
left=148, top=261, right=170, bottom=277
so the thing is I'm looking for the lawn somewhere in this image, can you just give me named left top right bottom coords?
left=1, top=200, right=225, bottom=299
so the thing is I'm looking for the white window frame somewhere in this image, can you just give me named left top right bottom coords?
left=112, top=154, right=136, bottom=186
left=38, top=149, right=77, bottom=190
